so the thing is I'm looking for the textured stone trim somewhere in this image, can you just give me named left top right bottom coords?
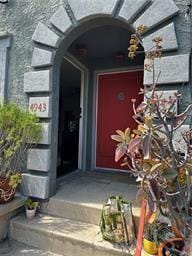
left=134, top=0, right=179, bottom=30
left=67, top=0, right=120, bottom=21
left=50, top=5, right=72, bottom=33
left=173, top=125, right=190, bottom=152
left=64, top=1, right=77, bottom=25
left=29, top=96, right=52, bottom=118
left=159, top=125, right=190, bottom=153
left=22, top=174, right=49, bottom=199
left=144, top=54, right=189, bottom=85
left=0, top=32, right=12, bottom=47
left=27, top=149, right=51, bottom=172
left=111, top=0, right=124, bottom=17
left=118, top=0, right=150, bottom=23
left=0, top=32, right=10, bottom=39
left=32, top=22, right=60, bottom=48
left=142, top=23, right=178, bottom=52
left=0, top=33, right=12, bottom=103
left=31, top=47, right=54, bottom=68
left=24, top=70, right=52, bottom=93
left=39, top=123, right=51, bottom=145
left=145, top=90, right=178, bottom=114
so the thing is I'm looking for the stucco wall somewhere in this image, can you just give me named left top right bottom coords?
left=0, top=0, right=60, bottom=105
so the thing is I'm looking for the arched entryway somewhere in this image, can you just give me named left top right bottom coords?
left=22, top=0, right=187, bottom=199
left=57, top=22, right=144, bottom=177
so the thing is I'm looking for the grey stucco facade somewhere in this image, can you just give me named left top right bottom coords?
left=0, top=0, right=191, bottom=199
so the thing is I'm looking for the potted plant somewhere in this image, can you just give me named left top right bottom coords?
left=158, top=238, right=185, bottom=256
left=0, top=103, right=42, bottom=204
left=25, top=198, right=40, bottom=220
left=112, top=26, right=192, bottom=238
left=143, top=220, right=173, bottom=255
left=0, top=171, right=22, bottom=204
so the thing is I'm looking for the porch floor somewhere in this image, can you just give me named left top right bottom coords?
left=56, top=170, right=140, bottom=209
left=45, top=170, right=142, bottom=227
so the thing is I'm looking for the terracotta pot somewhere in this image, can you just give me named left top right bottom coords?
left=0, top=177, right=16, bottom=204
left=26, top=208, right=37, bottom=220
left=158, top=238, right=184, bottom=256
left=143, top=238, right=158, bottom=255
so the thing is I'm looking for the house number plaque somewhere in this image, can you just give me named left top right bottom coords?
left=29, top=103, right=47, bottom=112
left=29, top=97, right=51, bottom=118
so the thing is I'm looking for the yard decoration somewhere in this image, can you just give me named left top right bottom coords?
left=0, top=103, right=42, bottom=203
left=100, top=196, right=135, bottom=245
left=25, top=198, right=40, bottom=220
left=112, top=25, right=192, bottom=238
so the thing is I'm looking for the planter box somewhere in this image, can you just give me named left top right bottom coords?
left=0, top=195, right=24, bottom=241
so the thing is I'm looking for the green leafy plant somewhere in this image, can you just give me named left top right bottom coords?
left=25, top=198, right=40, bottom=210
left=0, top=103, right=42, bottom=203
left=7, top=172, right=22, bottom=189
left=144, top=220, right=173, bottom=245
left=0, top=102, right=42, bottom=177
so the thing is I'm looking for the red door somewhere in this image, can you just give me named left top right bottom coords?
left=96, top=71, right=143, bottom=170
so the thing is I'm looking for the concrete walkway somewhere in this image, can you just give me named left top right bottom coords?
left=0, top=240, right=61, bottom=256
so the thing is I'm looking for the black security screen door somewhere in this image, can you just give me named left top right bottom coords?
left=57, top=58, right=81, bottom=177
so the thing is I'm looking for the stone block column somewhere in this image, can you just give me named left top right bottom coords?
left=0, top=32, right=11, bottom=103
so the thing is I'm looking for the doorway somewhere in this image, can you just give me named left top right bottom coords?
left=96, top=70, right=143, bottom=170
left=57, top=58, right=82, bottom=177
left=68, top=24, right=144, bottom=172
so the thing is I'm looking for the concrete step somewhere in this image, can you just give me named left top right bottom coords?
left=40, top=171, right=141, bottom=227
left=0, top=239, right=61, bottom=256
left=41, top=197, right=141, bottom=228
left=10, top=213, right=134, bottom=256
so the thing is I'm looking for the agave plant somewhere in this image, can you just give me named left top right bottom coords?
left=112, top=26, right=192, bottom=237
left=144, top=220, right=173, bottom=245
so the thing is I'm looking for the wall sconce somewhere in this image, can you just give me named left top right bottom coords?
left=0, top=0, right=8, bottom=4
left=75, top=45, right=87, bottom=57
